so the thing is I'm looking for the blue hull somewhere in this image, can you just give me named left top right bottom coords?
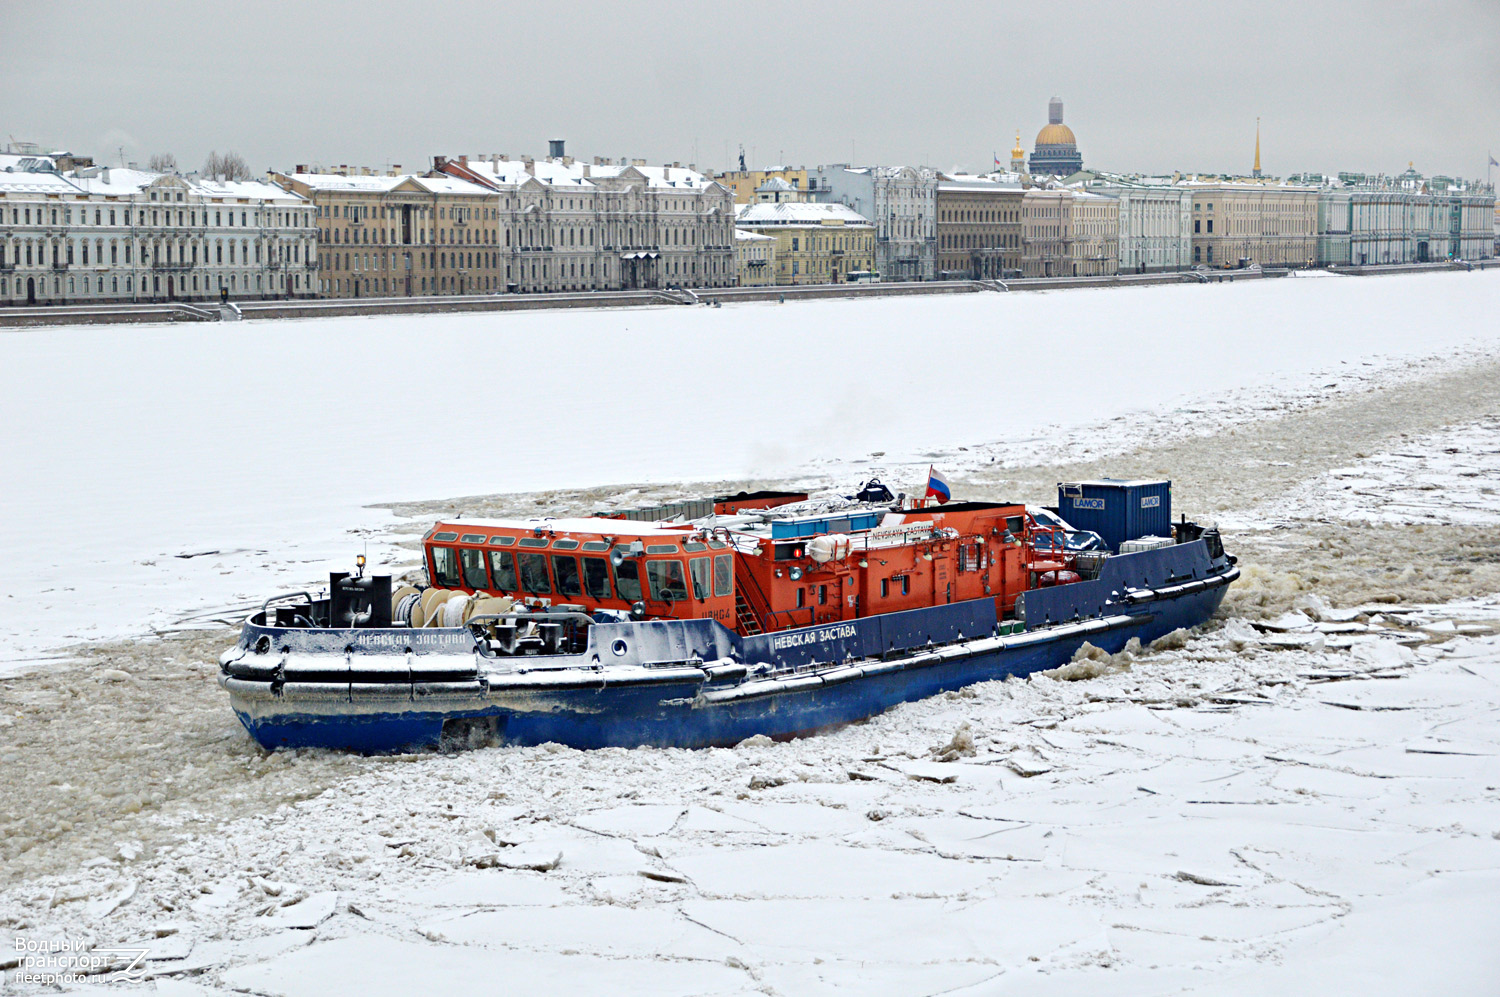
left=224, top=541, right=1236, bottom=753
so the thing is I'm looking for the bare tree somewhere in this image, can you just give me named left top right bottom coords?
left=202, top=150, right=253, bottom=181
left=147, top=152, right=178, bottom=173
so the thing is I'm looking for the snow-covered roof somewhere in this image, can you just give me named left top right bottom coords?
left=734, top=228, right=776, bottom=241
left=735, top=202, right=872, bottom=226
left=937, top=174, right=1022, bottom=193
left=282, top=172, right=409, bottom=193
left=194, top=178, right=306, bottom=203
left=406, top=175, right=492, bottom=197
left=757, top=177, right=797, bottom=192
left=65, top=168, right=163, bottom=196
left=0, top=170, right=80, bottom=195
left=456, top=158, right=722, bottom=193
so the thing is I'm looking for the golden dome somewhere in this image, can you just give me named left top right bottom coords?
left=1035, top=123, right=1077, bottom=147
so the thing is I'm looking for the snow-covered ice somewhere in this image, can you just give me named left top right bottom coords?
left=3, top=269, right=1500, bottom=995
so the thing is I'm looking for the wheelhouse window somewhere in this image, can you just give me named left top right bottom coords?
left=712, top=553, right=734, bottom=598
left=647, top=560, right=690, bottom=602
left=688, top=556, right=710, bottom=601
left=489, top=550, right=518, bottom=591
left=518, top=552, right=551, bottom=594
left=460, top=547, right=489, bottom=590
left=583, top=557, right=612, bottom=600
left=430, top=546, right=461, bottom=588
left=612, top=553, right=643, bottom=602
left=552, top=554, right=582, bottom=598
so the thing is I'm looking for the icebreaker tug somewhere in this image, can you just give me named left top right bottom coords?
left=220, top=481, right=1238, bottom=752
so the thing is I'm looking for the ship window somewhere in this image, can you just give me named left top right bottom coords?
left=1005, top=516, right=1024, bottom=535
left=518, top=537, right=549, bottom=548
left=552, top=554, right=582, bottom=597
left=552, top=539, right=580, bottom=550
left=460, top=547, right=490, bottom=590
left=489, top=551, right=518, bottom=591
left=708, top=540, right=728, bottom=550
left=688, top=557, right=710, bottom=600
left=432, top=531, right=459, bottom=542
left=519, top=552, right=551, bottom=594
left=713, top=553, right=734, bottom=598
left=612, top=556, right=643, bottom=602
left=683, top=542, right=707, bottom=552
left=431, top=546, right=461, bottom=588
left=581, top=541, right=610, bottom=552
left=901, top=575, right=910, bottom=596
left=880, top=578, right=889, bottom=598
left=647, top=560, right=689, bottom=601
left=583, top=557, right=612, bottom=599
left=796, top=587, right=805, bottom=608
left=646, top=543, right=679, bottom=554
left=818, top=585, right=828, bottom=605
left=489, top=535, right=516, bottom=546
left=460, top=533, right=486, bottom=544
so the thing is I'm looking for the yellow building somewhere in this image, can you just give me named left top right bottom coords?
left=274, top=168, right=499, bottom=298
left=735, top=202, right=874, bottom=285
left=715, top=166, right=809, bottom=205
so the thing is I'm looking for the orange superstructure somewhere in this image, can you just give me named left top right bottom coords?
left=420, top=499, right=1073, bottom=637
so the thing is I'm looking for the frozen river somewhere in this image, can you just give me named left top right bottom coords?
left=3, top=268, right=1500, bottom=995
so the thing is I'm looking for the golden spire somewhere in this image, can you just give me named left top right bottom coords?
left=1012, top=130, right=1025, bottom=160
left=1253, top=117, right=1262, bottom=178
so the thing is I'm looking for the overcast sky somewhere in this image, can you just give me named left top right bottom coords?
left=3, top=0, right=1497, bottom=181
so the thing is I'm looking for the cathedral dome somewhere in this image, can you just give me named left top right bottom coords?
left=1035, top=123, right=1077, bottom=147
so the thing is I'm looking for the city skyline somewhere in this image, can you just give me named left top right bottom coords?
left=2, top=0, right=1498, bottom=182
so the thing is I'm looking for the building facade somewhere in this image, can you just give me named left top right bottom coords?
left=274, top=170, right=497, bottom=298
left=809, top=165, right=937, bottom=281
left=734, top=228, right=776, bottom=286
left=1020, top=189, right=1073, bottom=277
left=1183, top=182, right=1319, bottom=268
left=934, top=174, right=1023, bottom=279
left=1, top=155, right=315, bottom=306
left=436, top=154, right=736, bottom=292
left=1073, top=180, right=1190, bottom=272
left=1069, top=191, right=1120, bottom=276
left=734, top=202, right=874, bottom=285
left=1028, top=97, right=1084, bottom=178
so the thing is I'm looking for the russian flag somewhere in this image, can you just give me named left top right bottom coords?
left=925, top=466, right=952, bottom=504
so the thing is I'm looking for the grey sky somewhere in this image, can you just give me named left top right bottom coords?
left=3, top=0, right=1498, bottom=181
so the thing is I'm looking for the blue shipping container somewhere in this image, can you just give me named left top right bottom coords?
left=1057, top=479, right=1172, bottom=552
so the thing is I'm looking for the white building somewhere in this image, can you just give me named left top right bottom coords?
left=1315, top=170, right=1496, bottom=266
left=0, top=155, right=315, bottom=306
left=808, top=164, right=938, bottom=281
left=435, top=153, right=736, bottom=292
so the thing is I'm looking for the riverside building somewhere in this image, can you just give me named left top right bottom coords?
left=934, top=174, right=1023, bottom=279
left=1, top=152, right=315, bottom=306
left=734, top=201, right=874, bottom=285
left=435, top=151, right=736, bottom=292
left=1181, top=180, right=1319, bottom=268
left=808, top=165, right=938, bottom=281
left=273, top=169, right=498, bottom=298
